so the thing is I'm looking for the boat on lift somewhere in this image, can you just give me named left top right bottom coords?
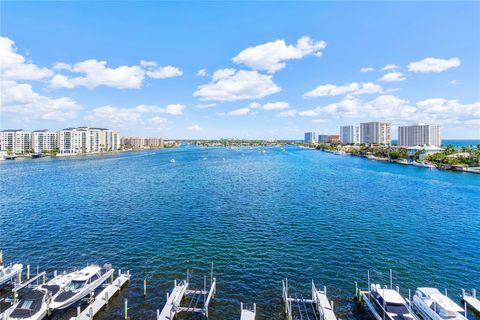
left=412, top=287, right=467, bottom=320
left=369, top=284, right=418, bottom=320
left=49, top=264, right=114, bottom=310
left=0, top=251, right=23, bottom=288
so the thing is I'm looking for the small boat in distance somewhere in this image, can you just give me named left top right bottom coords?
left=170, top=158, right=176, bottom=163
left=49, top=264, right=114, bottom=310
left=412, top=287, right=467, bottom=320
left=203, top=157, right=208, bottom=160
left=370, top=284, right=417, bottom=320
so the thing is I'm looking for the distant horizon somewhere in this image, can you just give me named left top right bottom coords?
left=1, top=2, right=479, bottom=139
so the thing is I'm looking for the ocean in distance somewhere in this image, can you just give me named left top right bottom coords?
left=1, top=145, right=479, bottom=320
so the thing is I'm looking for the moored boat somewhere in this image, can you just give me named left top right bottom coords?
left=49, top=264, right=114, bottom=310
left=412, top=287, right=467, bottom=320
left=370, top=284, right=417, bottom=320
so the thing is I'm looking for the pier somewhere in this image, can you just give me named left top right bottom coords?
left=69, top=270, right=130, bottom=320
left=282, top=279, right=337, bottom=320
left=157, top=270, right=216, bottom=320
left=240, top=302, right=256, bottom=320
left=462, top=289, right=480, bottom=314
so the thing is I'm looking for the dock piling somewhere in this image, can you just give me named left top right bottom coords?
left=389, top=269, right=392, bottom=289
left=27, top=264, right=30, bottom=280
left=124, top=298, right=128, bottom=320
left=144, top=279, right=147, bottom=297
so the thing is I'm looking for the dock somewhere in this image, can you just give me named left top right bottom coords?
left=69, top=270, right=130, bottom=320
left=157, top=270, right=216, bottom=320
left=462, top=289, right=480, bottom=314
left=282, top=279, right=337, bottom=320
left=240, top=302, right=256, bottom=320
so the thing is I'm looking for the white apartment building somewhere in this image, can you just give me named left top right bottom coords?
left=304, top=132, right=317, bottom=144
left=340, top=125, right=360, bottom=144
left=58, top=127, right=120, bottom=154
left=0, top=129, right=32, bottom=153
left=398, top=124, right=441, bottom=147
left=32, top=130, right=57, bottom=153
left=360, top=122, right=391, bottom=144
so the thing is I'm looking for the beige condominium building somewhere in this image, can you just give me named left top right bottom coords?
left=398, top=124, right=441, bottom=147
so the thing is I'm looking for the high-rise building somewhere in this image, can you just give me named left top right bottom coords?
left=340, top=125, right=360, bottom=144
left=58, top=127, right=121, bottom=154
left=304, top=132, right=317, bottom=144
left=0, top=129, right=32, bottom=153
left=360, top=122, right=391, bottom=144
left=398, top=124, right=441, bottom=147
left=32, top=130, right=57, bottom=153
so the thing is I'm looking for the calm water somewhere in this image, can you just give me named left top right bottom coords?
left=1, top=146, right=479, bottom=320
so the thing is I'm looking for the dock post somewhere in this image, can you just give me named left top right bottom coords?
left=408, top=289, right=412, bottom=312
left=464, top=302, right=467, bottom=318
left=355, top=281, right=358, bottom=300
left=254, top=303, right=256, bottom=314
left=110, top=271, right=113, bottom=284
left=367, top=270, right=370, bottom=292
left=124, top=298, right=128, bottom=320
left=36, top=265, right=39, bottom=284
left=17, top=268, right=22, bottom=284
left=77, top=305, right=81, bottom=316
left=324, top=285, right=327, bottom=296
left=389, top=269, right=392, bottom=289
left=445, top=288, right=448, bottom=297
left=105, top=291, right=109, bottom=305
left=43, top=273, right=46, bottom=284
left=241, top=302, right=243, bottom=312
left=144, top=279, right=147, bottom=297
left=473, top=289, right=477, bottom=298
left=54, top=270, right=57, bottom=278
left=27, top=264, right=30, bottom=280
left=331, top=300, right=334, bottom=311
left=396, top=286, right=399, bottom=293
left=462, top=289, right=465, bottom=299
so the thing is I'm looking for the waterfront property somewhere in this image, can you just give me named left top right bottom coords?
left=305, top=132, right=317, bottom=144
left=360, top=121, right=391, bottom=144
left=0, top=130, right=32, bottom=154
left=398, top=124, right=441, bottom=147
left=319, top=134, right=340, bottom=144
left=340, top=125, right=360, bottom=144
left=121, top=136, right=164, bottom=149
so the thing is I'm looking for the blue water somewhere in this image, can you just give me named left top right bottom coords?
left=1, top=146, right=479, bottom=320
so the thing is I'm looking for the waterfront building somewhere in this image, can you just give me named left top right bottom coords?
left=121, top=136, right=162, bottom=148
left=0, top=129, right=32, bottom=153
left=304, top=132, right=317, bottom=144
left=32, top=130, right=57, bottom=153
left=406, top=145, right=443, bottom=160
left=398, top=124, right=441, bottom=147
left=58, top=127, right=120, bottom=154
left=99, top=129, right=121, bottom=151
left=360, top=122, right=391, bottom=144
left=340, top=125, right=360, bottom=144
left=318, top=134, right=340, bottom=143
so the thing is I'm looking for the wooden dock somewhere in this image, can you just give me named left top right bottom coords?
left=69, top=270, right=130, bottom=320
left=156, top=280, right=189, bottom=320
left=462, top=289, right=480, bottom=314
left=240, top=302, right=256, bottom=320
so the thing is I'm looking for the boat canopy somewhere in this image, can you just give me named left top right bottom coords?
left=376, top=288, right=406, bottom=304
left=429, top=293, right=464, bottom=312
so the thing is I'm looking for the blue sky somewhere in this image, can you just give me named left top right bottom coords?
left=1, top=2, right=479, bottom=139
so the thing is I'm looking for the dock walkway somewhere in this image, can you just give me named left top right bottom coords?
left=240, top=303, right=256, bottom=320
left=70, top=270, right=130, bottom=320
left=462, top=289, right=480, bottom=314
left=312, top=283, right=337, bottom=320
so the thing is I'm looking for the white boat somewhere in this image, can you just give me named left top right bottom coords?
left=170, top=158, right=176, bottom=163
left=49, top=264, right=114, bottom=310
left=412, top=287, right=467, bottom=320
left=0, top=263, right=23, bottom=287
left=370, top=284, right=417, bottom=320
left=203, top=157, right=208, bottom=160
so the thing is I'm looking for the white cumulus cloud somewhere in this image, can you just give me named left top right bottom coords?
left=193, top=69, right=281, bottom=101
left=232, top=36, right=327, bottom=73
left=188, top=124, right=202, bottom=131
left=277, top=110, right=297, bottom=117
left=146, top=65, right=183, bottom=79
left=197, top=69, right=208, bottom=77
left=407, top=57, right=461, bottom=73
left=262, top=101, right=290, bottom=110
left=0, top=80, right=81, bottom=120
left=379, top=72, right=406, bottom=82
left=360, top=67, right=374, bottom=73
left=87, top=103, right=185, bottom=124
left=303, top=82, right=383, bottom=98
left=381, top=64, right=399, bottom=71
left=0, top=36, right=53, bottom=81
left=228, top=106, right=253, bottom=116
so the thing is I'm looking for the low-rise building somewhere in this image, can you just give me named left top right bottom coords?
left=318, top=134, right=340, bottom=143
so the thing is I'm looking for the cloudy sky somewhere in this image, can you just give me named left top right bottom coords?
left=1, top=2, right=479, bottom=139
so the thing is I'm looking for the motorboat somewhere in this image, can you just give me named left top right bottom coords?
left=412, top=288, right=467, bottom=320
left=49, top=264, right=114, bottom=310
left=370, top=284, right=417, bottom=320
left=3, top=282, right=63, bottom=320
left=170, top=158, right=176, bottom=163
left=0, top=263, right=23, bottom=288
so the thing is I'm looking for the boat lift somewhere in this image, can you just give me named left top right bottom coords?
left=355, top=270, right=419, bottom=320
left=157, top=268, right=216, bottom=320
left=462, top=289, right=480, bottom=314
left=240, top=302, right=256, bottom=320
left=282, top=279, right=337, bottom=320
